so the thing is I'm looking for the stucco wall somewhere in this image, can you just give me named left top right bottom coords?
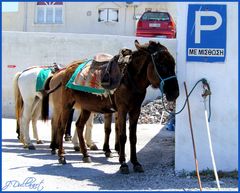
left=2, top=3, right=25, bottom=31
left=2, top=31, right=176, bottom=118
left=175, top=2, right=238, bottom=172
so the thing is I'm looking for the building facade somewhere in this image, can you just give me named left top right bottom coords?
left=2, top=2, right=177, bottom=36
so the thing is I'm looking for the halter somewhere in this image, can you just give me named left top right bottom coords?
left=151, top=50, right=176, bottom=93
left=151, top=51, right=211, bottom=118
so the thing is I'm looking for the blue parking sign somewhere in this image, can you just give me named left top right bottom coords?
left=187, top=5, right=226, bottom=62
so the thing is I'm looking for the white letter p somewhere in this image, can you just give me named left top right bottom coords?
left=195, top=11, right=222, bottom=44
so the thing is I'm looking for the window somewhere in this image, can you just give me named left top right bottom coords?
left=98, top=8, right=119, bottom=22
left=36, top=2, right=63, bottom=24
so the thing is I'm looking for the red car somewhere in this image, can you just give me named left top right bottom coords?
left=136, top=11, right=176, bottom=38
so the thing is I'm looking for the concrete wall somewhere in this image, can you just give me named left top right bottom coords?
left=2, top=2, right=177, bottom=36
left=175, top=2, right=238, bottom=172
left=2, top=3, right=25, bottom=31
left=2, top=31, right=176, bottom=118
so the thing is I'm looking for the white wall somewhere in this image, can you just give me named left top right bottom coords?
left=175, top=2, right=238, bottom=172
left=2, top=31, right=176, bottom=118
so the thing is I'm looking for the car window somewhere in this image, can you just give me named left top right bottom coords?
left=141, top=12, right=170, bottom=21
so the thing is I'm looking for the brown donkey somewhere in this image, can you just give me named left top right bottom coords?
left=42, top=40, right=179, bottom=174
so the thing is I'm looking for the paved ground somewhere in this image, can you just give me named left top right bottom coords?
left=2, top=118, right=238, bottom=191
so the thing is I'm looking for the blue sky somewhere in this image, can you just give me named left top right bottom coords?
left=2, top=2, right=19, bottom=12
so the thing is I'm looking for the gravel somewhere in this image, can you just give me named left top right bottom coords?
left=138, top=96, right=175, bottom=124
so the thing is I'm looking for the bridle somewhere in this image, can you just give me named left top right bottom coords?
left=151, top=50, right=177, bottom=93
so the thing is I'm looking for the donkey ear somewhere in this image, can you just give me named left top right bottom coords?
left=135, top=40, right=149, bottom=52
left=135, top=40, right=144, bottom=50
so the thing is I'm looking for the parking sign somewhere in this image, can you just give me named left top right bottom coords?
left=187, top=5, right=226, bottom=62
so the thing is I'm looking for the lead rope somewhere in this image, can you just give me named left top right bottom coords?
left=160, top=78, right=211, bottom=120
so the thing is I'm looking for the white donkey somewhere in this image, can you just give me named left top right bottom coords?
left=13, top=66, right=97, bottom=150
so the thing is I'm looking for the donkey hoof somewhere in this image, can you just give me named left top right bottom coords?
left=115, top=144, right=120, bottom=152
left=105, top=151, right=113, bottom=158
left=120, top=164, right=129, bottom=174
left=83, top=156, right=91, bottom=163
left=74, top=146, right=80, bottom=152
left=58, top=157, right=67, bottom=164
left=89, top=144, right=98, bottom=150
left=133, top=164, right=144, bottom=173
left=28, top=145, right=36, bottom=150
left=64, top=135, right=72, bottom=142
left=51, top=150, right=56, bottom=155
left=37, top=140, right=44, bottom=144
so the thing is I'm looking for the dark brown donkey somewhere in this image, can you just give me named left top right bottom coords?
left=42, top=40, right=179, bottom=174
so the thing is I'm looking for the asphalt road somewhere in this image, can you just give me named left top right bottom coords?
left=2, top=118, right=238, bottom=191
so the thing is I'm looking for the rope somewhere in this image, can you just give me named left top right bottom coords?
left=160, top=78, right=212, bottom=121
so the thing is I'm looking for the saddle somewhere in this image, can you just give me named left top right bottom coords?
left=91, top=50, right=132, bottom=90
left=90, top=53, right=120, bottom=90
left=51, top=63, right=65, bottom=73
left=66, top=50, right=133, bottom=94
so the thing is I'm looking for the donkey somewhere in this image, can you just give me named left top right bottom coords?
left=42, top=40, right=179, bottom=174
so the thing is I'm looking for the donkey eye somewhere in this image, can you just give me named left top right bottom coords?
left=158, top=65, right=167, bottom=73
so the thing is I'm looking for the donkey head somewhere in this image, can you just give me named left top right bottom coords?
left=135, top=40, right=179, bottom=101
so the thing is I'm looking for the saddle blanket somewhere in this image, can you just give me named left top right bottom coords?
left=66, top=59, right=109, bottom=95
left=36, top=68, right=52, bottom=92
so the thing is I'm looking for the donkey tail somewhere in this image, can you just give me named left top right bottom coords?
left=41, top=77, right=51, bottom=122
left=13, top=72, right=23, bottom=124
left=41, top=75, right=62, bottom=121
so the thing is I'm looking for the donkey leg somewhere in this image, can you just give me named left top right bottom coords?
left=19, top=120, right=25, bottom=144
left=71, top=110, right=80, bottom=151
left=72, top=128, right=80, bottom=152
left=57, top=111, right=70, bottom=164
left=114, top=112, right=120, bottom=153
left=103, top=113, right=113, bottom=158
left=31, top=100, right=44, bottom=144
left=58, top=125, right=66, bottom=164
left=129, top=108, right=144, bottom=173
left=16, top=120, right=21, bottom=140
left=64, top=109, right=74, bottom=141
left=21, top=104, right=35, bottom=150
left=76, top=109, right=91, bottom=163
left=117, top=109, right=129, bottom=174
left=50, top=115, right=59, bottom=155
left=85, top=113, right=98, bottom=150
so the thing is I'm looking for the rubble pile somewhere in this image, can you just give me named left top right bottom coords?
left=93, top=97, right=175, bottom=124
left=138, top=97, right=175, bottom=124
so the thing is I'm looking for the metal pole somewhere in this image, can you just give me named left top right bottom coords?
left=184, top=82, right=203, bottom=191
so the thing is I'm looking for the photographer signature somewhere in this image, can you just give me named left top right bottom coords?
left=2, top=177, right=44, bottom=191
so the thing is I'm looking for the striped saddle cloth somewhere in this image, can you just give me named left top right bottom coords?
left=66, top=54, right=115, bottom=95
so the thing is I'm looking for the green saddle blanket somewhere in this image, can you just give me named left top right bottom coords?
left=36, top=68, right=52, bottom=91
